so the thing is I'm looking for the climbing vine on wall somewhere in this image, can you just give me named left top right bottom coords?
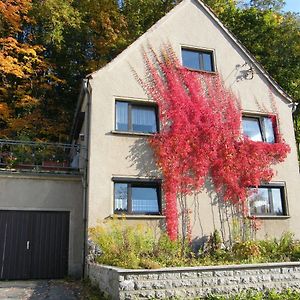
left=138, top=46, right=290, bottom=241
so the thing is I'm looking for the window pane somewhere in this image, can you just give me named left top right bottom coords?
left=242, top=118, right=263, bottom=141
left=182, top=49, right=200, bottom=70
left=132, top=106, right=157, bottom=133
left=249, top=188, right=270, bottom=215
left=114, top=183, right=128, bottom=212
left=131, top=186, right=159, bottom=213
left=263, top=117, right=275, bottom=143
left=202, top=52, right=213, bottom=72
left=271, top=188, right=283, bottom=215
left=116, top=101, right=128, bottom=131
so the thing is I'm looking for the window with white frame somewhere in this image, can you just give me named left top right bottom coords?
left=248, top=184, right=287, bottom=216
left=242, top=116, right=275, bottom=143
left=115, top=100, right=158, bottom=134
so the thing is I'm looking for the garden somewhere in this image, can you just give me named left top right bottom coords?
left=89, top=220, right=300, bottom=270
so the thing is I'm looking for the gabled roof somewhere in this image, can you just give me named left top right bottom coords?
left=86, top=0, right=293, bottom=103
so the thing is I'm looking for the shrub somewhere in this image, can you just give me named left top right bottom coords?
left=258, top=232, right=300, bottom=262
left=89, top=219, right=156, bottom=269
left=89, top=221, right=300, bottom=269
left=232, top=240, right=261, bottom=261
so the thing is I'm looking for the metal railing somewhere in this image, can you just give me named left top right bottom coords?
left=0, top=139, right=81, bottom=174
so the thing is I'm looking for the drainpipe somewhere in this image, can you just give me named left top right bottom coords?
left=81, top=77, right=92, bottom=278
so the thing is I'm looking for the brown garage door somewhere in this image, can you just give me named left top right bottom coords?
left=0, top=210, right=69, bottom=280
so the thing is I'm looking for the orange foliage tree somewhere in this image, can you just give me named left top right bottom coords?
left=0, top=0, right=65, bottom=140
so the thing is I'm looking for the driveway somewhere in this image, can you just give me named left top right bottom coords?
left=0, top=280, right=84, bottom=300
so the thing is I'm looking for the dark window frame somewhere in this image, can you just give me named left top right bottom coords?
left=242, top=114, right=277, bottom=143
left=249, top=183, right=288, bottom=217
left=113, top=178, right=162, bottom=215
left=115, top=100, right=159, bottom=134
left=181, top=47, right=216, bottom=73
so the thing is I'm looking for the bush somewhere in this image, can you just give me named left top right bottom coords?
left=89, top=219, right=193, bottom=269
left=89, top=219, right=156, bottom=269
left=89, top=221, right=300, bottom=269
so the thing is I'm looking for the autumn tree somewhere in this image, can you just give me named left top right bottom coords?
left=0, top=0, right=50, bottom=139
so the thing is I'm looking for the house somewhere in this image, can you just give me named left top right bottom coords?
left=72, top=0, right=300, bottom=245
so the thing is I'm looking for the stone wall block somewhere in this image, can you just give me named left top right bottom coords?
left=202, top=277, right=219, bottom=285
left=198, top=271, right=213, bottom=277
left=181, top=272, right=198, bottom=279
left=214, top=270, right=234, bottom=277
left=152, top=280, right=172, bottom=289
left=155, top=290, right=166, bottom=299
left=165, top=289, right=176, bottom=298
left=119, top=279, right=135, bottom=291
left=137, top=273, right=159, bottom=280
left=281, top=267, right=294, bottom=274
left=135, top=281, right=153, bottom=290
left=174, top=289, right=187, bottom=298
left=186, top=288, right=197, bottom=298
left=158, top=272, right=181, bottom=280
left=137, top=290, right=156, bottom=299
left=268, top=268, right=281, bottom=274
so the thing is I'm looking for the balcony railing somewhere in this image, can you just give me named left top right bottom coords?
left=0, top=139, right=81, bottom=174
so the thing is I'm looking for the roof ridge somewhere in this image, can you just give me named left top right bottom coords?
left=86, top=0, right=293, bottom=103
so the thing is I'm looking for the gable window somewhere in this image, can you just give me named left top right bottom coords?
left=115, top=100, right=158, bottom=133
left=114, top=180, right=161, bottom=215
left=242, top=116, right=275, bottom=143
left=182, top=48, right=215, bottom=72
left=249, top=185, right=287, bottom=216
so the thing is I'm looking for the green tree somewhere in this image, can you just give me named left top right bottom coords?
left=204, top=0, right=300, bottom=154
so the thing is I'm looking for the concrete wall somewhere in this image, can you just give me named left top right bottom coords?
left=85, top=0, right=300, bottom=239
left=0, top=172, right=84, bottom=278
left=88, top=262, right=300, bottom=300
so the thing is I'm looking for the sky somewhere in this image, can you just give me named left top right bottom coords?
left=283, top=0, right=300, bottom=13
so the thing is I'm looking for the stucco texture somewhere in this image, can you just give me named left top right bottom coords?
left=85, top=0, right=300, bottom=240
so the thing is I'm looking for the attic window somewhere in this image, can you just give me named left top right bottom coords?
left=182, top=48, right=215, bottom=72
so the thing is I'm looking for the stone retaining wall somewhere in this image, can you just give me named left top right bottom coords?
left=87, top=262, right=300, bottom=299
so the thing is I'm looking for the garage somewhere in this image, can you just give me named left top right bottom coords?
left=0, top=210, right=69, bottom=280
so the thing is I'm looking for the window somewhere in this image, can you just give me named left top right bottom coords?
left=115, top=101, right=158, bottom=134
left=242, top=116, right=275, bottom=143
left=249, top=185, right=287, bottom=216
left=182, top=48, right=215, bottom=72
left=114, top=181, right=161, bottom=215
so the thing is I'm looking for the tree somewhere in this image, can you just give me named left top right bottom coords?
left=0, top=0, right=61, bottom=139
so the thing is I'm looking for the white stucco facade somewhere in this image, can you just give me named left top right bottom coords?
left=76, top=0, right=300, bottom=241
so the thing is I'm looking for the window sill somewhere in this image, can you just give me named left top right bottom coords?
left=249, top=215, right=290, bottom=220
left=109, top=214, right=165, bottom=220
left=110, top=130, right=155, bottom=137
left=184, top=67, right=217, bottom=75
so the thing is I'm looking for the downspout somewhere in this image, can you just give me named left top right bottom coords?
left=81, top=77, right=92, bottom=278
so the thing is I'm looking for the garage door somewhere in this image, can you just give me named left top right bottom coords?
left=0, top=210, right=69, bottom=280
